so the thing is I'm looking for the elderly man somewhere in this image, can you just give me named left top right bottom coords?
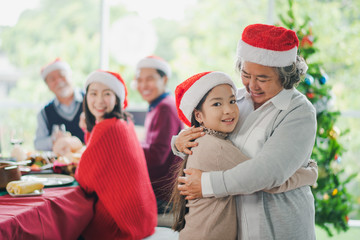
left=34, top=58, right=84, bottom=151
left=135, top=55, right=184, bottom=213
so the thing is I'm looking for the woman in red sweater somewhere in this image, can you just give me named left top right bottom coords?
left=75, top=70, right=157, bottom=240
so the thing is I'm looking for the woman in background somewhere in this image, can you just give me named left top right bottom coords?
left=75, top=70, right=157, bottom=240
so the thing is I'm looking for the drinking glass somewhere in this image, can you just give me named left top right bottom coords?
left=10, top=129, right=24, bottom=146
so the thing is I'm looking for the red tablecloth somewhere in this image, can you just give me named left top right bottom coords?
left=0, top=186, right=95, bottom=240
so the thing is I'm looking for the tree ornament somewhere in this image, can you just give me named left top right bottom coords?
left=332, top=188, right=338, bottom=196
left=300, top=35, right=314, bottom=48
left=304, top=73, right=314, bottom=85
left=316, top=137, right=329, bottom=149
left=306, top=92, right=315, bottom=99
left=319, top=73, right=328, bottom=85
left=329, top=126, right=341, bottom=139
left=331, top=160, right=341, bottom=174
left=323, top=193, right=329, bottom=200
left=313, top=96, right=329, bottom=114
left=334, top=154, right=342, bottom=163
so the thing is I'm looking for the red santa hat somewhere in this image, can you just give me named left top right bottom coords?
left=41, top=58, right=72, bottom=80
left=237, top=24, right=299, bottom=67
left=175, top=71, right=237, bottom=127
left=136, top=55, right=172, bottom=78
left=85, top=70, right=128, bottom=109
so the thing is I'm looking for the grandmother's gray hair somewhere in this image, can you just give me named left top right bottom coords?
left=235, top=55, right=308, bottom=89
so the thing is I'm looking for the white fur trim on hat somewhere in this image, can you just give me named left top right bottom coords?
left=179, top=72, right=237, bottom=125
left=136, top=56, right=172, bottom=78
left=41, top=60, right=72, bottom=80
left=85, top=71, right=126, bottom=107
left=237, top=39, right=298, bottom=67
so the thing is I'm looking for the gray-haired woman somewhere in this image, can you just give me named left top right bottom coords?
left=173, top=23, right=317, bottom=240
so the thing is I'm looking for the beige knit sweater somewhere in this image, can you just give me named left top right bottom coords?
left=179, top=133, right=317, bottom=240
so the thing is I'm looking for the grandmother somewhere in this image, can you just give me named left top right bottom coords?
left=173, top=23, right=317, bottom=239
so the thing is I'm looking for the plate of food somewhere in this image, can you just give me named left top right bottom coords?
left=6, top=180, right=45, bottom=197
left=21, top=174, right=75, bottom=187
left=23, top=151, right=57, bottom=173
left=8, top=189, right=44, bottom=197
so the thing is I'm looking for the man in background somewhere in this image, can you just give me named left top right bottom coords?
left=135, top=55, right=184, bottom=213
left=34, top=58, right=84, bottom=151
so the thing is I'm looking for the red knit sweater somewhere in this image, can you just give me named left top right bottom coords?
left=75, top=118, right=157, bottom=240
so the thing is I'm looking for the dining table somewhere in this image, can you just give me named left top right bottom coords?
left=0, top=180, right=96, bottom=240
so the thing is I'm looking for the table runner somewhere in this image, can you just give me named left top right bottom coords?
left=0, top=186, right=95, bottom=240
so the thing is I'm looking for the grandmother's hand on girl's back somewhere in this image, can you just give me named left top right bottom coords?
left=175, top=127, right=205, bottom=155
left=178, top=168, right=203, bottom=200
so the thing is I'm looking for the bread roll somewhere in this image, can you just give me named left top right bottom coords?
left=6, top=180, right=23, bottom=193
left=6, top=180, right=44, bottom=195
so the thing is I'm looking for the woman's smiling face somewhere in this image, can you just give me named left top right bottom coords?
left=241, top=61, right=283, bottom=109
left=86, top=82, right=117, bottom=122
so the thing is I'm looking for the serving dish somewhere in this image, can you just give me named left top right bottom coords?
left=0, top=163, right=21, bottom=189
left=21, top=174, right=75, bottom=187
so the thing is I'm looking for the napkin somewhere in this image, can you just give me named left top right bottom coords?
left=6, top=180, right=44, bottom=195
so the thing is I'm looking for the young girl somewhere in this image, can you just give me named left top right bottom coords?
left=171, top=71, right=317, bottom=240
left=75, top=70, right=157, bottom=240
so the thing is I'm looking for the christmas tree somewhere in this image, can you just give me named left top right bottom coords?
left=278, top=0, right=357, bottom=237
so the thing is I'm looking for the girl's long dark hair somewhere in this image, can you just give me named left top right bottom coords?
left=83, top=86, right=130, bottom=133
left=170, top=90, right=210, bottom=232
